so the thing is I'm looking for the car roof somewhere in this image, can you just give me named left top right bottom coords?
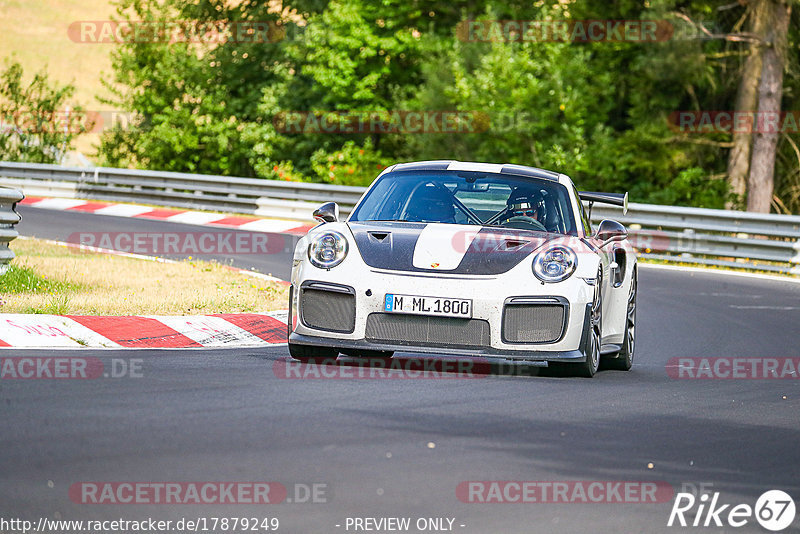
left=382, top=160, right=562, bottom=182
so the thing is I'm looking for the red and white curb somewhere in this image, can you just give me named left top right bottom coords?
left=20, top=197, right=314, bottom=236
left=0, top=311, right=288, bottom=349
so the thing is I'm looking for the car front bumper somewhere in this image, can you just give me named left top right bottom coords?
left=289, top=263, right=594, bottom=362
left=288, top=318, right=590, bottom=364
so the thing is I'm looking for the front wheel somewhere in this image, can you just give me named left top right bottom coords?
left=574, top=265, right=603, bottom=378
left=605, top=266, right=636, bottom=371
left=548, top=266, right=602, bottom=378
left=288, top=343, right=339, bottom=363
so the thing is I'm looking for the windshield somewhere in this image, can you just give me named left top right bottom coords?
left=349, top=170, right=578, bottom=235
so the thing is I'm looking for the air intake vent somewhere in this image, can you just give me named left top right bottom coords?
left=500, top=239, right=528, bottom=250
left=368, top=231, right=390, bottom=242
left=300, top=286, right=356, bottom=333
left=365, top=313, right=490, bottom=348
left=502, top=303, right=566, bottom=343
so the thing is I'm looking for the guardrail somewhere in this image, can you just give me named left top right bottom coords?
left=591, top=203, right=800, bottom=275
left=1, top=161, right=799, bottom=275
left=0, top=161, right=365, bottom=221
left=0, top=186, right=24, bottom=274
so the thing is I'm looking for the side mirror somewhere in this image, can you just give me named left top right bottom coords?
left=313, top=202, right=339, bottom=223
left=594, top=219, right=627, bottom=247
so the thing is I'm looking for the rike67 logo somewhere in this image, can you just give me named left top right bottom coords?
left=668, top=485, right=796, bottom=531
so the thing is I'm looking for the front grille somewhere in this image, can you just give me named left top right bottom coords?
left=502, top=304, right=566, bottom=343
left=300, top=288, right=356, bottom=333
left=365, top=313, right=490, bottom=348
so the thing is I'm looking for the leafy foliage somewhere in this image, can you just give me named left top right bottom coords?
left=0, top=60, right=88, bottom=163
left=93, top=0, right=800, bottom=212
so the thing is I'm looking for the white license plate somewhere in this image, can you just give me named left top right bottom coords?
left=384, top=294, right=472, bottom=318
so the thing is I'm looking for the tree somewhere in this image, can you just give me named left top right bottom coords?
left=747, top=0, right=792, bottom=212
left=0, top=60, right=88, bottom=163
left=95, top=0, right=800, bottom=212
left=725, top=0, right=769, bottom=208
left=667, top=0, right=797, bottom=213
left=97, top=0, right=288, bottom=176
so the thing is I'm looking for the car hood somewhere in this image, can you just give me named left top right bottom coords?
left=347, top=221, right=567, bottom=275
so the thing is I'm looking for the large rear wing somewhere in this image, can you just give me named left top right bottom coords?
left=579, top=191, right=628, bottom=217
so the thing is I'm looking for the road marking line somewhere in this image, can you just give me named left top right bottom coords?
left=66, top=202, right=114, bottom=212
left=93, top=204, right=154, bottom=217
left=729, top=305, right=800, bottom=310
left=238, top=219, right=305, bottom=233
left=165, top=211, right=227, bottom=225
left=133, top=208, right=185, bottom=219
left=32, top=198, right=87, bottom=210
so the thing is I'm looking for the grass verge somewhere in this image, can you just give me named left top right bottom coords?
left=0, top=238, right=288, bottom=315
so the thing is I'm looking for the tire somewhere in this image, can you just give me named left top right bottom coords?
left=605, top=266, right=637, bottom=371
left=572, top=265, right=603, bottom=378
left=288, top=343, right=339, bottom=363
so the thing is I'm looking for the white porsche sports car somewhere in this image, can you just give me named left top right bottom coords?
left=288, top=160, right=637, bottom=377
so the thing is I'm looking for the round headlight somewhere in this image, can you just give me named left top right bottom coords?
left=532, top=245, right=577, bottom=283
left=308, top=231, right=348, bottom=269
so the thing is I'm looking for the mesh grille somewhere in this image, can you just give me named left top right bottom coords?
left=365, top=313, right=490, bottom=348
left=502, top=304, right=565, bottom=343
left=300, top=289, right=356, bottom=333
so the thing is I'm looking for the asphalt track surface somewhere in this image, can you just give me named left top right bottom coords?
left=2, top=207, right=800, bottom=533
